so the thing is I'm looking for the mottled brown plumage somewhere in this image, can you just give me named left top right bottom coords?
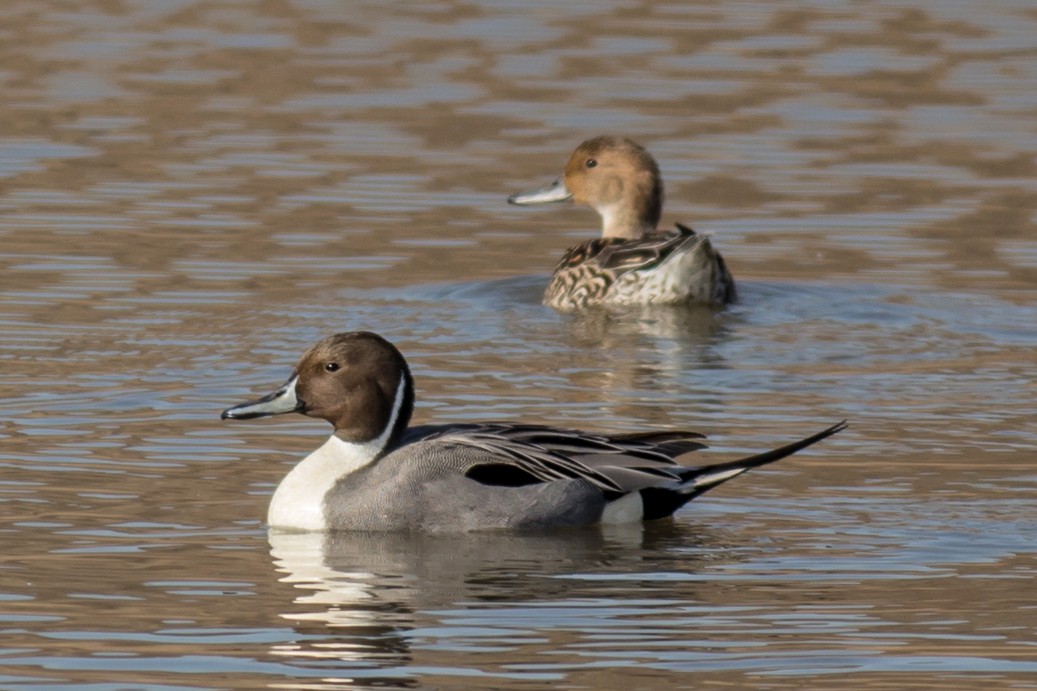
left=509, top=136, right=737, bottom=311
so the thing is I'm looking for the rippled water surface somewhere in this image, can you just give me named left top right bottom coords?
left=2, top=0, right=1036, bottom=689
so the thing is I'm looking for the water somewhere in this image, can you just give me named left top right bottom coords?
left=2, top=0, right=1036, bottom=688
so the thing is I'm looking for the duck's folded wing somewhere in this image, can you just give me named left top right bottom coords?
left=456, top=437, right=624, bottom=492
left=437, top=423, right=709, bottom=496
left=556, top=225, right=705, bottom=277
left=437, top=421, right=846, bottom=505
left=488, top=424, right=706, bottom=461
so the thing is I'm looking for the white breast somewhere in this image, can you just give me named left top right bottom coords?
left=267, top=435, right=381, bottom=531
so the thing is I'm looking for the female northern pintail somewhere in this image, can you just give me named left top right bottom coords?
left=222, top=331, right=846, bottom=533
left=509, top=135, right=737, bottom=311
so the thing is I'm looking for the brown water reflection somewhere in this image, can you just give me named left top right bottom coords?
left=1, top=0, right=1036, bottom=689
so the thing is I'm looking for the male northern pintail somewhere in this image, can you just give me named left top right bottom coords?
left=221, top=331, right=846, bottom=533
left=509, top=135, right=737, bottom=311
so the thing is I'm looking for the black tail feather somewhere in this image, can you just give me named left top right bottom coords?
left=641, top=420, right=847, bottom=520
left=686, top=420, right=848, bottom=488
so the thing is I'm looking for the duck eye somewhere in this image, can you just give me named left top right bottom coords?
left=585, top=158, right=597, bottom=168
left=324, top=362, right=339, bottom=372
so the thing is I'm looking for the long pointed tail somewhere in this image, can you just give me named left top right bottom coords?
left=685, top=420, right=848, bottom=495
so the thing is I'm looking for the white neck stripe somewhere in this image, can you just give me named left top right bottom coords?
left=349, top=371, right=408, bottom=459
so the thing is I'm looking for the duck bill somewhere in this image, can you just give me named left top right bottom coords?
left=507, top=177, right=573, bottom=205
left=221, top=375, right=303, bottom=420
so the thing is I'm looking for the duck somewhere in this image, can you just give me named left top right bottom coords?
left=221, top=332, right=845, bottom=532
left=508, top=135, right=737, bottom=311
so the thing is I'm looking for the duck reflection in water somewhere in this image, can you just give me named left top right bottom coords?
left=266, top=521, right=723, bottom=672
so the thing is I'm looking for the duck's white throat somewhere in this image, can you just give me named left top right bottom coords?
left=267, top=374, right=408, bottom=531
